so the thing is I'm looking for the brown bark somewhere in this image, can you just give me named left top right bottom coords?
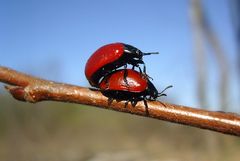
left=0, top=66, right=240, bottom=136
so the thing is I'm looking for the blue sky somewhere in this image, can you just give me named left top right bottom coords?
left=0, top=0, right=239, bottom=111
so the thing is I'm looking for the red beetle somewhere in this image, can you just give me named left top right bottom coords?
left=99, top=69, right=172, bottom=109
left=85, top=43, right=158, bottom=87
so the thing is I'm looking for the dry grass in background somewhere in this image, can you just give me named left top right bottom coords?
left=0, top=94, right=239, bottom=161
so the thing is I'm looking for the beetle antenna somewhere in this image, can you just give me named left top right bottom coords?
left=142, top=52, right=159, bottom=56
left=158, top=85, right=173, bottom=96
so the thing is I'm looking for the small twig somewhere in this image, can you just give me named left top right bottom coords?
left=0, top=66, right=240, bottom=136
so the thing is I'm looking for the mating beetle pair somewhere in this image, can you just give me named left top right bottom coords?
left=85, top=43, right=172, bottom=106
left=85, top=43, right=158, bottom=87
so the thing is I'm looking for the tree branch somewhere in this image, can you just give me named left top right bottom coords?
left=1, top=66, right=240, bottom=136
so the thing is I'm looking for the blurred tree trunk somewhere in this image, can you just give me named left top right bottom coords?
left=230, top=0, right=240, bottom=107
left=190, top=0, right=230, bottom=110
left=190, top=1, right=229, bottom=157
left=203, top=18, right=230, bottom=111
left=190, top=0, right=208, bottom=108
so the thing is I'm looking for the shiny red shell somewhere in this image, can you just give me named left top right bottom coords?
left=85, top=43, right=124, bottom=82
left=99, top=69, right=148, bottom=93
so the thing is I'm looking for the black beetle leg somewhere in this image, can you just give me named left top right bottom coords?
left=107, top=97, right=114, bottom=105
left=89, top=87, right=99, bottom=91
left=124, top=100, right=129, bottom=108
left=143, top=63, right=146, bottom=74
left=123, top=69, right=129, bottom=88
left=132, top=65, right=135, bottom=70
left=142, top=63, right=154, bottom=80
left=138, top=66, right=143, bottom=74
left=143, top=99, right=149, bottom=116
left=135, top=60, right=145, bottom=74
left=131, top=99, right=138, bottom=107
left=147, top=75, right=153, bottom=80
left=102, top=76, right=110, bottom=90
left=140, top=63, right=154, bottom=80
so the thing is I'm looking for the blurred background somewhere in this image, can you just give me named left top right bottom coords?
left=0, top=0, right=240, bottom=161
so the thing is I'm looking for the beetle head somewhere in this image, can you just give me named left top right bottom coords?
left=146, top=81, right=159, bottom=100
left=124, top=44, right=143, bottom=59
left=124, top=44, right=159, bottom=61
left=147, top=81, right=173, bottom=100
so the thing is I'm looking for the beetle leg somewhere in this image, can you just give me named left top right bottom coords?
left=140, top=66, right=153, bottom=80
left=147, top=75, right=153, bottom=80
left=138, top=66, right=142, bottom=74
left=139, top=63, right=154, bottom=80
left=131, top=99, right=138, bottom=107
left=143, top=99, right=149, bottom=116
left=107, top=97, right=114, bottom=105
left=135, top=62, right=152, bottom=80
left=88, top=87, right=99, bottom=91
left=132, top=65, right=135, bottom=70
left=136, top=59, right=144, bottom=64
left=123, top=69, right=129, bottom=88
left=140, top=62, right=152, bottom=80
left=142, top=63, right=154, bottom=80
left=103, top=77, right=110, bottom=90
left=143, top=63, right=146, bottom=73
left=124, top=100, right=129, bottom=108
